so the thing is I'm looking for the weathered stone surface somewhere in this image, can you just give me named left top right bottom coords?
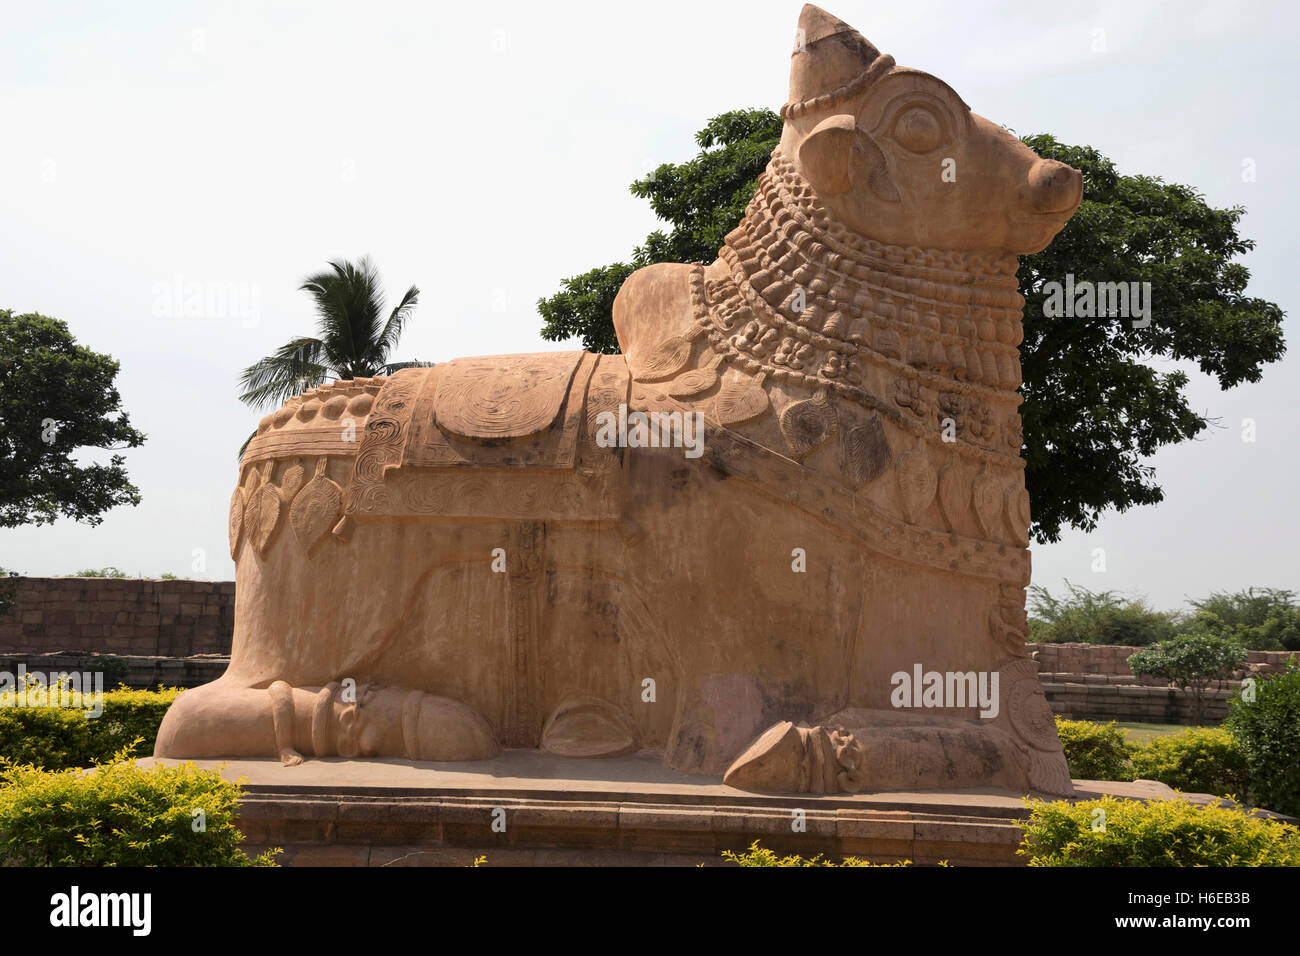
left=155, top=5, right=1083, bottom=798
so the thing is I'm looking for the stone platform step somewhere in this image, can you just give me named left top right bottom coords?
left=140, top=752, right=1213, bottom=867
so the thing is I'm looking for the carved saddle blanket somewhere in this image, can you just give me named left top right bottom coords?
left=342, top=353, right=629, bottom=522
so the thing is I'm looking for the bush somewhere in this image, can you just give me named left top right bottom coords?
left=1020, top=795, right=1300, bottom=866
left=1225, top=662, right=1300, bottom=818
left=70, top=567, right=128, bottom=578
left=1190, top=588, right=1300, bottom=652
left=0, top=754, right=278, bottom=866
left=1129, top=727, right=1250, bottom=798
left=720, top=841, right=913, bottom=867
left=1128, top=634, right=1246, bottom=724
left=1054, top=718, right=1134, bottom=781
left=0, top=686, right=182, bottom=770
left=0, top=704, right=98, bottom=770
left=0, top=569, right=18, bottom=617
left=1027, top=582, right=1178, bottom=647
left=96, top=686, right=183, bottom=758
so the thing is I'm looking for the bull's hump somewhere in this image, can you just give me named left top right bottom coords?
left=613, top=262, right=697, bottom=380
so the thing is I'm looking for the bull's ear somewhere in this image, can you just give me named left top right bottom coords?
left=798, top=113, right=858, bottom=195
left=799, top=113, right=901, bottom=203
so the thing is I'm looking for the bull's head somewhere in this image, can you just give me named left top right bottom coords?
left=781, top=4, right=1082, bottom=254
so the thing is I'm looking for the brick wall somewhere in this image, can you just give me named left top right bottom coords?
left=1028, top=642, right=1299, bottom=725
left=1028, top=642, right=1298, bottom=679
left=0, top=577, right=234, bottom=658
left=1039, top=680, right=1237, bottom=724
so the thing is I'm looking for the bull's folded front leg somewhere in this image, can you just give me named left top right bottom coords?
left=268, top=680, right=304, bottom=766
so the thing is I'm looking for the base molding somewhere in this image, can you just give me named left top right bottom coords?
left=140, top=753, right=1219, bottom=867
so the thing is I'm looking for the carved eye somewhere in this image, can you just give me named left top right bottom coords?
left=891, top=105, right=944, bottom=153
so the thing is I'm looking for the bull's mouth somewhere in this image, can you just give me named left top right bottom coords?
left=1012, top=206, right=1078, bottom=224
left=1009, top=213, right=1074, bottom=254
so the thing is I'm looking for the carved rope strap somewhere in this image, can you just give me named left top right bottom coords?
left=401, top=690, right=425, bottom=760
left=309, top=682, right=340, bottom=758
left=781, top=53, right=896, bottom=120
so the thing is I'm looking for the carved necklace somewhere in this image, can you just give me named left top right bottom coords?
left=637, top=150, right=1027, bottom=468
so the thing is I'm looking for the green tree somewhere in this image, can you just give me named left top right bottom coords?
left=538, top=111, right=1286, bottom=544
left=1027, top=582, right=1177, bottom=647
left=537, top=109, right=782, bottom=355
left=1186, top=587, right=1300, bottom=651
left=1019, top=135, right=1284, bottom=541
left=1128, top=634, right=1247, bottom=724
left=0, top=310, right=146, bottom=528
left=238, top=256, right=428, bottom=419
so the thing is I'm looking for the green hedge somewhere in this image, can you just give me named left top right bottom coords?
left=1055, top=718, right=1135, bottom=781
left=0, top=686, right=181, bottom=769
left=1225, top=662, right=1300, bottom=818
left=0, top=756, right=278, bottom=866
left=1128, top=727, right=1250, bottom=799
left=1055, top=714, right=1298, bottom=819
left=1020, top=795, right=1300, bottom=866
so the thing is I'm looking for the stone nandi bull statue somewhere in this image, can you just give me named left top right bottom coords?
left=156, top=4, right=1083, bottom=796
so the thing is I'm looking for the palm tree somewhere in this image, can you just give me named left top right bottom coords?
left=237, top=256, right=429, bottom=455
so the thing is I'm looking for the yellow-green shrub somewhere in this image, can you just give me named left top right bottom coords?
left=96, top=687, right=183, bottom=759
left=1129, top=726, right=1250, bottom=798
left=0, top=755, right=278, bottom=866
left=721, top=841, right=913, bottom=867
left=0, top=686, right=181, bottom=770
left=1054, top=717, right=1135, bottom=781
left=1019, top=795, right=1300, bottom=866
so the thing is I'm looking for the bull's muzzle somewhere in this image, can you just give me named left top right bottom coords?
left=1028, top=159, right=1084, bottom=215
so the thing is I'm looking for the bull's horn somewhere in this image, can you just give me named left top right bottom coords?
left=789, top=4, right=883, bottom=109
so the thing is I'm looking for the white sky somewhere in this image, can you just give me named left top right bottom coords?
left=1, top=0, right=1295, bottom=613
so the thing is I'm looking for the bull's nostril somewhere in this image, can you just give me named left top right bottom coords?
left=1029, top=160, right=1083, bottom=214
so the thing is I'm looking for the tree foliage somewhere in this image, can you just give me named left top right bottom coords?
left=538, top=111, right=1286, bottom=544
left=238, top=256, right=428, bottom=412
left=0, top=310, right=146, bottom=529
left=1128, top=634, right=1247, bottom=724
left=537, top=109, right=782, bottom=356
left=1225, top=662, right=1300, bottom=818
left=1186, top=587, right=1300, bottom=651
left=1027, top=582, right=1178, bottom=647
left=1019, top=135, right=1285, bottom=541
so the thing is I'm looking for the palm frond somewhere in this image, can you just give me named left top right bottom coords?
left=237, top=337, right=330, bottom=410
left=379, top=284, right=420, bottom=356
left=299, top=261, right=362, bottom=369
left=258, top=257, right=424, bottom=399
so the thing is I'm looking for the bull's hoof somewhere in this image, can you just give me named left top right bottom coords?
left=724, top=721, right=866, bottom=794
left=399, top=692, right=501, bottom=761
left=540, top=697, right=640, bottom=758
